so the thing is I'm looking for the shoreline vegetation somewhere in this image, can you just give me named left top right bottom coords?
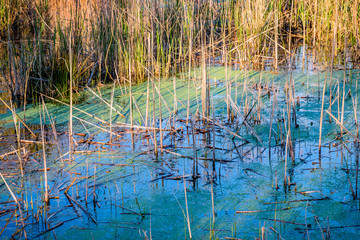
left=0, top=0, right=359, bottom=102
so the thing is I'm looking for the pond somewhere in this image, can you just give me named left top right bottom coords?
left=0, top=66, right=360, bottom=239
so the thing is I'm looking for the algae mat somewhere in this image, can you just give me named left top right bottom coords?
left=0, top=67, right=360, bottom=239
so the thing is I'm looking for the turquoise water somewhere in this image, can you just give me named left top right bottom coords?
left=0, top=68, right=360, bottom=239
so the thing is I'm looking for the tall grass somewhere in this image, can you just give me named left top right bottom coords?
left=0, top=0, right=359, bottom=101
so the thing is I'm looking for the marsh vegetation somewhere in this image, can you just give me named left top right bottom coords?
left=0, top=0, right=360, bottom=239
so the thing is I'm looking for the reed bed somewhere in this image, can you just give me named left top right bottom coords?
left=0, top=0, right=359, bottom=102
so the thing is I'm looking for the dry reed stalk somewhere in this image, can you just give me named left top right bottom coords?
left=319, top=73, right=328, bottom=153
left=201, top=45, right=207, bottom=121
left=9, top=100, right=23, bottom=177
left=212, top=96, right=216, bottom=172
left=158, top=78, right=163, bottom=152
left=129, top=50, right=133, bottom=130
left=341, top=34, right=348, bottom=136
left=151, top=74, right=158, bottom=157
left=328, top=3, right=338, bottom=123
left=272, top=88, right=282, bottom=146
left=93, top=157, right=97, bottom=203
left=172, top=76, right=177, bottom=131
left=109, top=82, right=115, bottom=143
left=173, top=76, right=177, bottom=114
left=288, top=0, right=293, bottom=69
left=268, top=87, right=275, bottom=156
left=200, top=18, right=209, bottom=122
left=183, top=175, right=192, bottom=239
left=69, top=28, right=73, bottom=161
left=40, top=105, right=49, bottom=203
left=256, top=74, right=262, bottom=124
left=302, top=1, right=306, bottom=70
left=85, top=154, right=89, bottom=203
left=274, top=6, right=278, bottom=71
left=209, top=0, right=215, bottom=67
left=356, top=147, right=359, bottom=199
left=313, top=0, right=318, bottom=47
left=244, top=84, right=249, bottom=117
left=86, top=86, right=125, bottom=118
left=41, top=97, right=62, bottom=159
left=153, top=84, right=171, bottom=115
left=186, top=13, right=193, bottom=127
left=0, top=97, right=36, bottom=137
left=10, top=146, right=23, bottom=178
left=191, top=121, right=198, bottom=179
left=152, top=79, right=196, bottom=120
left=65, top=192, right=97, bottom=224
left=146, top=31, right=158, bottom=156
left=228, top=97, right=265, bottom=147
left=284, top=128, right=290, bottom=190
left=336, top=78, right=340, bottom=121
left=0, top=148, right=24, bottom=159
left=132, top=96, right=145, bottom=128
left=0, top=172, right=24, bottom=228
left=287, top=82, right=295, bottom=163
left=187, top=77, right=190, bottom=127
left=6, top=32, right=20, bottom=99
left=41, top=94, right=109, bottom=125
left=203, top=115, right=248, bottom=143
left=325, top=110, right=360, bottom=142
left=354, top=75, right=359, bottom=139
left=225, top=53, right=230, bottom=122
left=239, top=77, right=247, bottom=110
left=132, top=96, right=157, bottom=146
left=71, top=116, right=119, bottom=138
left=286, top=0, right=297, bottom=145
left=211, top=176, right=215, bottom=225
left=145, top=79, right=150, bottom=128
left=340, top=77, right=346, bottom=136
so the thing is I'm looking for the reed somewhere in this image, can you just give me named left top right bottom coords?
left=183, top=175, right=192, bottom=239
left=9, top=99, right=23, bottom=177
left=109, top=82, right=115, bottom=143
left=69, top=28, right=73, bottom=162
left=319, top=73, right=328, bottom=154
left=40, top=102, right=49, bottom=203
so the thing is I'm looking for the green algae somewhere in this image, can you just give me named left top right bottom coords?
left=2, top=67, right=359, bottom=143
left=1, top=68, right=360, bottom=239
